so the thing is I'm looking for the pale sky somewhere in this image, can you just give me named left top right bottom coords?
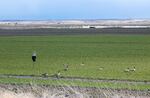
left=0, top=0, right=150, bottom=20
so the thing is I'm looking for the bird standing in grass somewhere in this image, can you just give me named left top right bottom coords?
left=42, top=73, right=48, bottom=78
left=99, top=67, right=104, bottom=71
left=32, top=51, right=37, bottom=69
left=32, top=51, right=37, bottom=62
left=56, top=70, right=61, bottom=79
left=64, top=64, right=69, bottom=71
left=130, top=67, right=136, bottom=72
left=124, top=68, right=130, bottom=72
left=80, top=62, right=85, bottom=66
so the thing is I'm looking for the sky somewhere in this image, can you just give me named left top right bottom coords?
left=0, top=0, right=150, bottom=20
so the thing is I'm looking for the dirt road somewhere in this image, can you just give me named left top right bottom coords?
left=0, top=28, right=150, bottom=36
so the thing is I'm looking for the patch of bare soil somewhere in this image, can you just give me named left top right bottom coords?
left=0, top=28, right=150, bottom=36
left=0, top=84, right=149, bottom=98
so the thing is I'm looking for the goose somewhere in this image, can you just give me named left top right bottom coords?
left=64, top=64, right=69, bottom=71
left=80, top=62, right=85, bottom=66
left=130, top=67, right=136, bottom=72
left=99, top=67, right=104, bottom=70
left=42, top=73, right=48, bottom=78
left=56, top=70, right=61, bottom=78
left=124, top=68, right=130, bottom=72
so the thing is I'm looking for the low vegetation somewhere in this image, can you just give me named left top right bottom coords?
left=0, top=77, right=149, bottom=91
left=0, top=35, right=150, bottom=82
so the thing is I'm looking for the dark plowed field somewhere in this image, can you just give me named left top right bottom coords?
left=0, top=28, right=150, bottom=36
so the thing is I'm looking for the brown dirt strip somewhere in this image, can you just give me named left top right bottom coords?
left=0, top=84, right=150, bottom=98
left=0, top=28, right=150, bottom=36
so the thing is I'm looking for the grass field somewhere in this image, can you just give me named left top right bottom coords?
left=0, top=35, right=150, bottom=81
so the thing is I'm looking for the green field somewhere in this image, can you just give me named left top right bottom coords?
left=0, top=35, right=150, bottom=81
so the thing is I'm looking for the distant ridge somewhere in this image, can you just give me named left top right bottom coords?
left=0, top=19, right=150, bottom=29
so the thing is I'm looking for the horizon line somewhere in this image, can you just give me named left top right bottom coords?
left=1, top=18, right=150, bottom=21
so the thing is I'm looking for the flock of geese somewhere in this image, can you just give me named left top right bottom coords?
left=42, top=63, right=136, bottom=78
left=124, top=67, right=136, bottom=72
